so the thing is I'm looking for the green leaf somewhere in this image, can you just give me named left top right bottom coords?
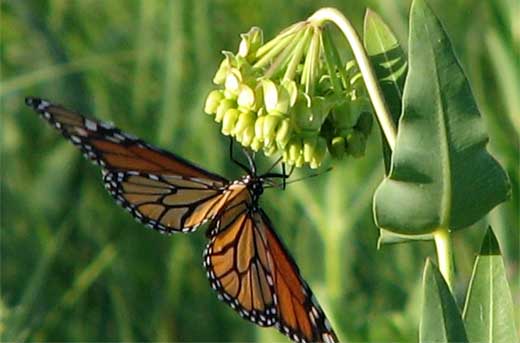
left=462, top=227, right=519, bottom=343
left=363, top=9, right=407, bottom=174
left=420, top=259, right=468, bottom=343
left=373, top=0, right=511, bottom=235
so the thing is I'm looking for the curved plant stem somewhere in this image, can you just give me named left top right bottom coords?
left=308, top=7, right=397, bottom=150
left=433, top=228, right=455, bottom=291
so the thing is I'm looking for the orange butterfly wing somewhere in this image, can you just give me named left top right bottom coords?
left=26, top=97, right=229, bottom=233
left=204, top=202, right=338, bottom=343
left=27, top=97, right=339, bottom=342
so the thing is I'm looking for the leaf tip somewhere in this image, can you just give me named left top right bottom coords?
left=480, top=226, right=501, bottom=256
left=423, top=257, right=434, bottom=278
left=364, top=8, right=376, bottom=21
left=363, top=8, right=384, bottom=30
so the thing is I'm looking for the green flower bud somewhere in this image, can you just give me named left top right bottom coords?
left=238, top=27, right=263, bottom=59
left=241, top=125, right=255, bottom=147
left=237, top=84, right=255, bottom=110
left=254, top=116, right=265, bottom=140
left=213, top=58, right=231, bottom=85
left=331, top=101, right=355, bottom=129
left=291, top=95, right=326, bottom=131
left=249, top=27, right=263, bottom=53
left=350, top=97, right=370, bottom=119
left=281, top=79, right=298, bottom=107
left=253, top=86, right=264, bottom=112
left=295, top=154, right=305, bottom=168
left=234, top=130, right=243, bottom=143
left=288, top=138, right=302, bottom=162
left=204, top=90, right=224, bottom=115
left=215, top=99, right=235, bottom=123
left=263, top=113, right=282, bottom=145
left=275, top=84, right=290, bottom=114
left=224, top=89, right=237, bottom=100
left=282, top=149, right=290, bottom=163
left=275, top=118, right=292, bottom=148
left=233, top=110, right=255, bottom=136
left=291, top=96, right=313, bottom=129
left=309, top=159, right=320, bottom=169
left=346, top=131, right=366, bottom=158
left=221, top=108, right=240, bottom=136
left=225, top=69, right=242, bottom=95
left=262, top=79, right=278, bottom=113
left=329, top=136, right=346, bottom=159
left=310, top=137, right=327, bottom=168
left=256, top=106, right=266, bottom=117
left=238, top=37, right=251, bottom=58
left=319, top=117, right=335, bottom=140
left=303, top=137, right=317, bottom=163
left=310, top=96, right=334, bottom=125
left=250, top=137, right=263, bottom=152
left=263, top=143, right=277, bottom=156
left=355, top=111, right=373, bottom=136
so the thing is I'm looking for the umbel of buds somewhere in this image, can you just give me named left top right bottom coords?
left=204, top=23, right=373, bottom=168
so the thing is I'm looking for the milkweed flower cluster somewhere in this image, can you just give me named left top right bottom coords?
left=205, top=23, right=372, bottom=168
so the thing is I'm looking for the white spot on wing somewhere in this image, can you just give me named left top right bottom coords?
left=38, top=100, right=50, bottom=110
left=100, top=121, right=114, bottom=129
left=85, top=119, right=98, bottom=131
left=106, top=136, right=121, bottom=143
left=113, top=133, right=126, bottom=141
left=323, top=333, right=336, bottom=343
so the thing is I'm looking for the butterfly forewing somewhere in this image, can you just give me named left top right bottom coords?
left=26, top=97, right=229, bottom=233
left=258, top=210, right=338, bottom=343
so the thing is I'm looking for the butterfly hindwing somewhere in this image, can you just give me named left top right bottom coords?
left=204, top=196, right=338, bottom=343
left=204, top=204, right=279, bottom=326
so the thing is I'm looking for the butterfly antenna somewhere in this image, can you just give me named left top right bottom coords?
left=264, top=156, right=283, bottom=174
left=275, top=166, right=333, bottom=187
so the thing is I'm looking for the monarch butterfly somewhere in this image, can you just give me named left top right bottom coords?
left=25, top=97, right=338, bottom=343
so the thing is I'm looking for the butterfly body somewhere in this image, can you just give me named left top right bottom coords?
left=25, top=97, right=338, bottom=343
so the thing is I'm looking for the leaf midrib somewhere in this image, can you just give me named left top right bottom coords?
left=488, top=252, right=494, bottom=342
left=423, top=14, right=451, bottom=229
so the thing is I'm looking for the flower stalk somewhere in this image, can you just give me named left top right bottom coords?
left=307, top=7, right=397, bottom=150
left=433, top=228, right=455, bottom=291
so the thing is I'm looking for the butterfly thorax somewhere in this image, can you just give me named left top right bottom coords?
left=241, top=174, right=264, bottom=207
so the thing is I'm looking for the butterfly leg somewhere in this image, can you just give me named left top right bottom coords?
left=228, top=138, right=252, bottom=174
left=241, top=146, right=257, bottom=175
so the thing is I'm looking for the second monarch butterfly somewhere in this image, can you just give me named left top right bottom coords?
left=25, top=97, right=338, bottom=343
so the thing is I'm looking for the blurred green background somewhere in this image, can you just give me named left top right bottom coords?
left=1, top=0, right=518, bottom=341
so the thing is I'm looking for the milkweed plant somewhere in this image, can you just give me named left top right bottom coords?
left=206, top=0, right=516, bottom=342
